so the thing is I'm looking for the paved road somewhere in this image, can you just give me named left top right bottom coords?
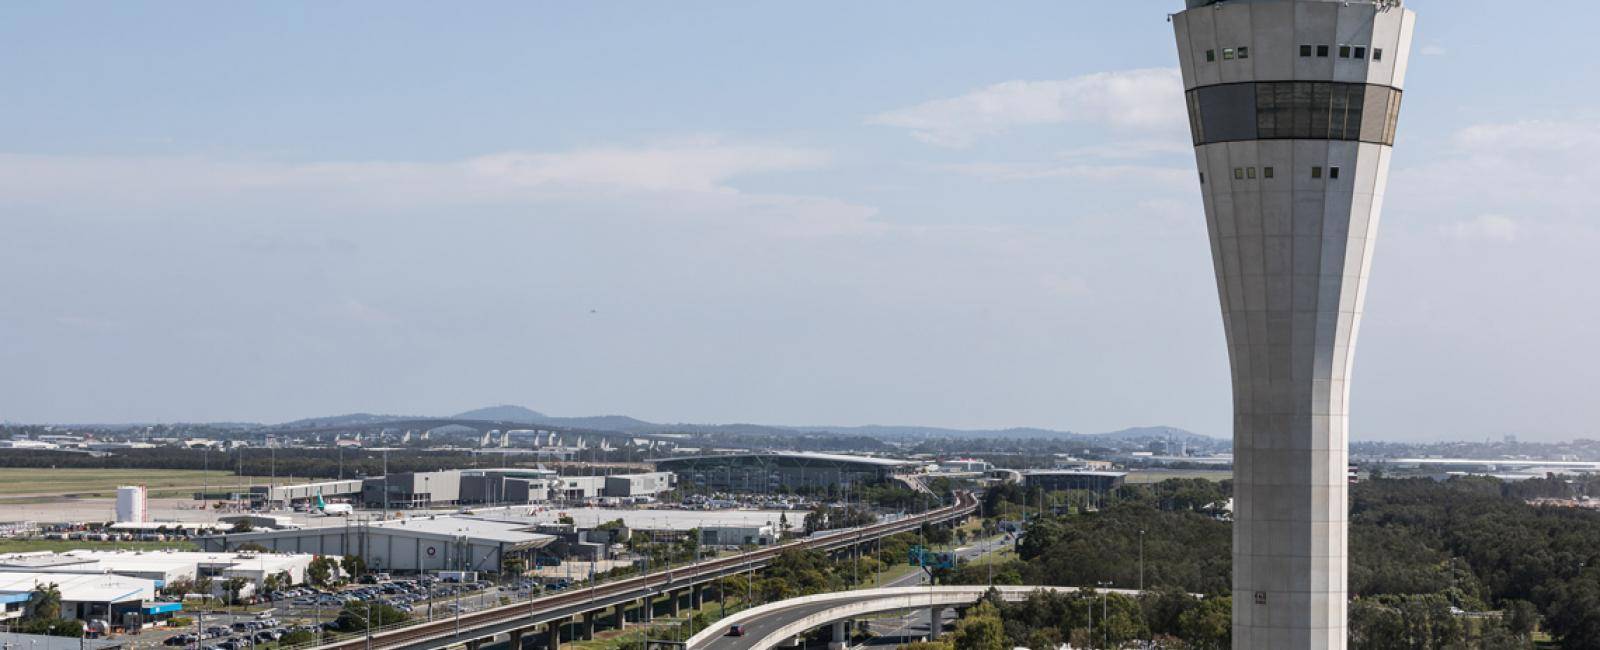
left=699, top=536, right=1011, bottom=650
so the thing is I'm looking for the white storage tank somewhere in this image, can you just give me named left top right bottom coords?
left=115, top=485, right=147, bottom=523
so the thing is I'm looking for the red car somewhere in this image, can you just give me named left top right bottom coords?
left=726, top=624, right=746, bottom=637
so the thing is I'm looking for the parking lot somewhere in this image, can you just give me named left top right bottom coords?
left=126, top=575, right=575, bottom=650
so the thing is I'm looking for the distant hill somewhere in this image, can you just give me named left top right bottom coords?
left=1096, top=426, right=1216, bottom=443
left=269, top=404, right=1220, bottom=444
left=787, top=423, right=1216, bottom=442
left=271, top=413, right=413, bottom=429
left=453, top=405, right=548, bottom=423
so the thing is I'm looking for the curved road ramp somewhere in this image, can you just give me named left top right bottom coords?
left=686, top=585, right=1144, bottom=650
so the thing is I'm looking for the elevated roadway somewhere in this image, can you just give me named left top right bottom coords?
left=687, top=585, right=1145, bottom=650
left=306, top=491, right=978, bottom=650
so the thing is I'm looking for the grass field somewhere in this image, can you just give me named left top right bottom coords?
left=0, top=469, right=273, bottom=499
left=1123, top=469, right=1232, bottom=484
left=0, top=539, right=199, bottom=553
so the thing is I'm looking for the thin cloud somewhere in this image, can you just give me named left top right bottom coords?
left=1444, top=214, right=1520, bottom=242
left=867, top=68, right=1187, bottom=148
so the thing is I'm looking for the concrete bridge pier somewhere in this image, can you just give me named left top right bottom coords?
left=507, top=628, right=523, bottom=650
left=610, top=603, right=626, bottom=629
left=669, top=588, right=683, bottom=617
left=581, top=611, right=596, bottom=640
left=690, top=585, right=705, bottom=610
left=828, top=620, right=849, bottom=650
left=929, top=606, right=946, bottom=640
left=544, top=617, right=566, bottom=650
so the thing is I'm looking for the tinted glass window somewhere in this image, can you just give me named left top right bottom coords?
left=1186, top=82, right=1402, bottom=146
left=1300, top=45, right=1312, bottom=57
left=1317, top=45, right=1330, bottom=57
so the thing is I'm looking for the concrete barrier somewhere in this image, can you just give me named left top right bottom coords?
left=685, top=585, right=1145, bottom=649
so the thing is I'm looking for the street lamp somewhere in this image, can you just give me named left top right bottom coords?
left=1096, top=580, right=1114, bottom=650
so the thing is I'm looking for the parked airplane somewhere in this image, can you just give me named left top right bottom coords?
left=315, top=493, right=353, bottom=516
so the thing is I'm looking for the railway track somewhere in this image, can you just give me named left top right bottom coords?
left=310, top=491, right=977, bottom=650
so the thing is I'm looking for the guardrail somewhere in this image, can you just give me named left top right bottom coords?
left=304, top=491, right=977, bottom=650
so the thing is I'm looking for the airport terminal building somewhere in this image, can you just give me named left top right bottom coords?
left=653, top=452, right=915, bottom=492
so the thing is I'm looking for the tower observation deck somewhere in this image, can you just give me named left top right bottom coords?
left=1170, top=1, right=1415, bottom=648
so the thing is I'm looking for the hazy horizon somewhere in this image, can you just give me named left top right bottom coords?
left=3, top=0, right=1595, bottom=442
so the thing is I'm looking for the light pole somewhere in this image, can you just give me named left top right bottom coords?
left=1138, top=529, right=1146, bottom=593
left=454, top=535, right=465, bottom=636
left=1096, top=580, right=1113, bottom=650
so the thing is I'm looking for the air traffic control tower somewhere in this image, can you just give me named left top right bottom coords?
left=1171, top=1, right=1415, bottom=647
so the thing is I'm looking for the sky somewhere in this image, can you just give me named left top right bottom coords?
left=1, top=1, right=1596, bottom=441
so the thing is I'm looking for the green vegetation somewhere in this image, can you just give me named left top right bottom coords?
left=332, top=601, right=409, bottom=632
left=1124, top=469, right=1232, bottom=484
left=956, top=477, right=1600, bottom=648
left=0, top=539, right=198, bottom=553
left=0, top=468, right=272, bottom=498
left=15, top=583, right=84, bottom=638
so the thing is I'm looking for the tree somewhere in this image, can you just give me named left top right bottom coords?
left=950, top=601, right=1007, bottom=650
left=1176, top=596, right=1231, bottom=650
left=341, top=554, right=368, bottom=579
left=18, top=583, right=81, bottom=638
left=222, top=577, right=249, bottom=605
left=1503, top=599, right=1539, bottom=638
left=307, top=555, right=337, bottom=589
left=263, top=570, right=292, bottom=595
left=26, top=582, right=62, bottom=620
left=333, top=601, right=409, bottom=632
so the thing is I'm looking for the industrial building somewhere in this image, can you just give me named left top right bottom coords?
left=0, top=571, right=156, bottom=625
left=0, top=550, right=319, bottom=593
left=197, top=515, right=556, bottom=575
left=1020, top=470, right=1128, bottom=493
left=653, top=452, right=915, bottom=492
left=358, top=469, right=674, bottom=509
left=604, top=472, right=675, bottom=498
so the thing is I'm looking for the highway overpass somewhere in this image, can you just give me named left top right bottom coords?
left=686, top=585, right=1146, bottom=650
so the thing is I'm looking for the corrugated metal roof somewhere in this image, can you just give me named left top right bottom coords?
left=0, top=571, right=154, bottom=603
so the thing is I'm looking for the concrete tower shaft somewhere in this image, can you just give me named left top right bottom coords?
left=1171, top=1, right=1415, bottom=648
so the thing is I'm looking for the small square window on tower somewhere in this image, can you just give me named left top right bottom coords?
left=1234, top=168, right=1245, bottom=180
left=1300, top=45, right=1313, bottom=57
left=1206, top=49, right=1216, bottom=62
left=1238, top=46, right=1250, bottom=59
left=1330, top=166, right=1341, bottom=180
left=1223, top=48, right=1235, bottom=60
left=1339, top=45, right=1352, bottom=58
left=1311, top=166, right=1324, bottom=179
left=1247, top=167, right=1257, bottom=179
left=1317, top=45, right=1330, bottom=58
left=1263, top=167, right=1275, bottom=179
left=1354, top=46, right=1367, bottom=59
left=1199, top=172, right=1206, bottom=184
left=1373, top=48, right=1384, bottom=62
